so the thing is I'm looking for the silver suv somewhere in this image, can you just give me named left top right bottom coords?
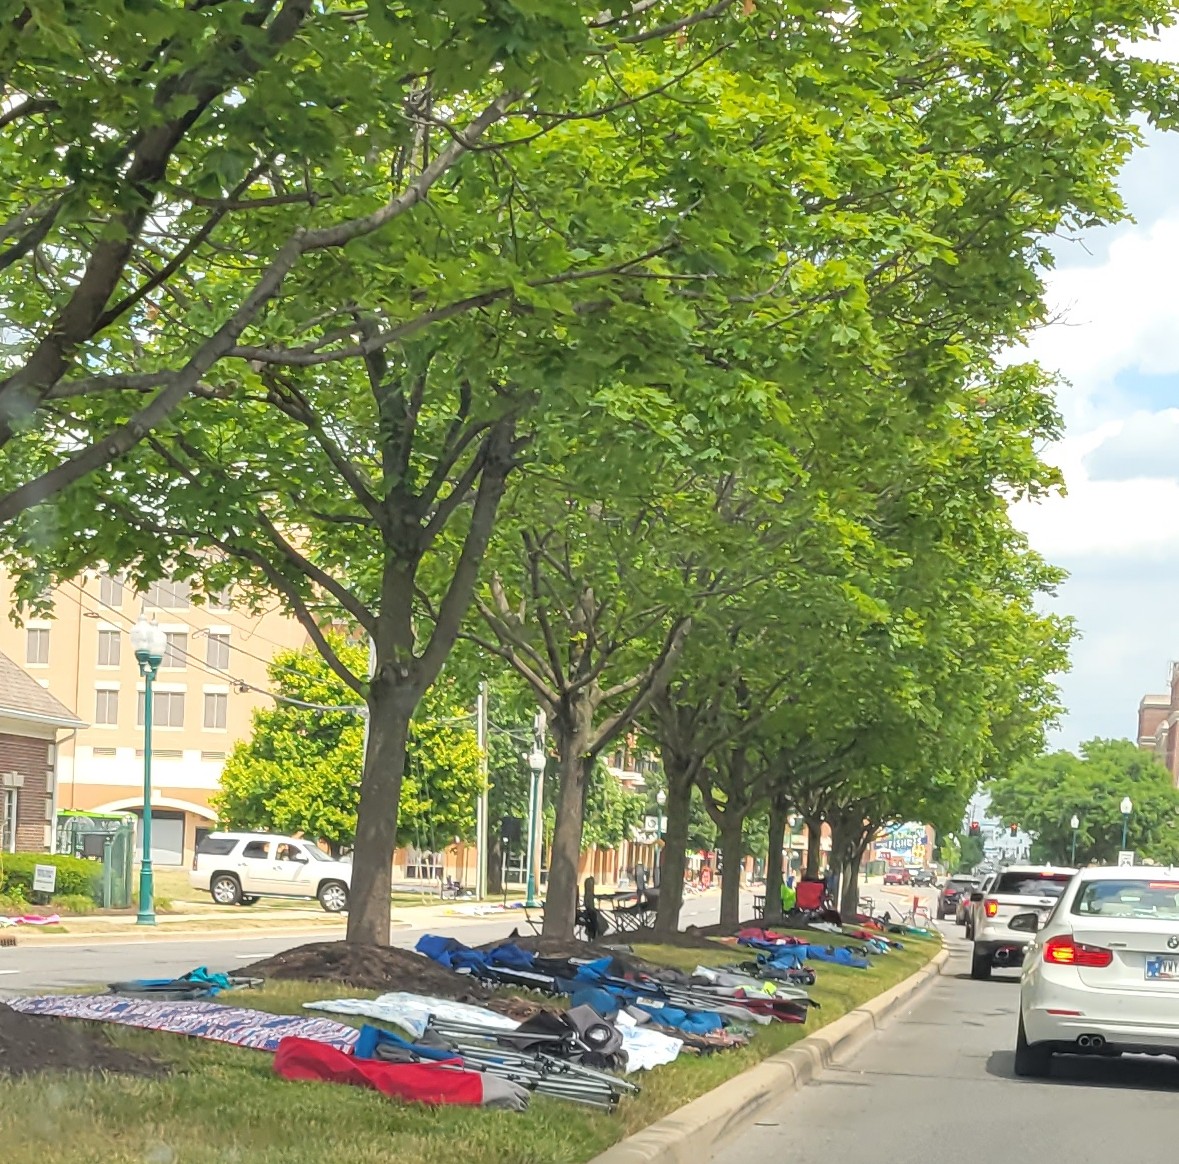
left=190, top=832, right=351, bottom=912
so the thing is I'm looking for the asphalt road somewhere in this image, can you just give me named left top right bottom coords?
left=0, top=887, right=744, bottom=994
left=710, top=923, right=1179, bottom=1164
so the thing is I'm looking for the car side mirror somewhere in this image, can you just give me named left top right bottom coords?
left=1009, top=911, right=1040, bottom=933
left=970, top=892, right=983, bottom=903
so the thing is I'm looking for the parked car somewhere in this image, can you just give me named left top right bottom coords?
left=1013, top=866, right=1179, bottom=1077
left=938, top=876, right=979, bottom=920
left=884, top=868, right=910, bottom=886
left=190, top=831, right=351, bottom=912
left=969, top=865, right=1075, bottom=979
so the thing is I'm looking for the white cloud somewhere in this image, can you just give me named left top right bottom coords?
left=1022, top=217, right=1179, bottom=428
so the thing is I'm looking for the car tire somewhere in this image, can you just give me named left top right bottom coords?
left=210, top=874, right=242, bottom=906
left=240, top=896, right=260, bottom=906
left=970, top=947, right=992, bottom=980
left=318, top=881, right=349, bottom=913
left=1013, top=1013, right=1051, bottom=1078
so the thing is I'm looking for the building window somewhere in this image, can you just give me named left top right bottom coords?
left=205, top=632, right=230, bottom=670
left=208, top=587, right=232, bottom=610
left=162, top=632, right=187, bottom=669
left=99, top=574, right=124, bottom=607
left=1, top=789, right=15, bottom=852
left=144, top=579, right=191, bottom=609
left=97, top=629, right=121, bottom=667
left=25, top=627, right=49, bottom=666
left=203, top=692, right=228, bottom=730
left=95, top=689, right=119, bottom=726
left=138, top=690, right=185, bottom=728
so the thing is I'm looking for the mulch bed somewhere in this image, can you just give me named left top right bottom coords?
left=238, top=941, right=490, bottom=1000
left=0, top=1003, right=167, bottom=1078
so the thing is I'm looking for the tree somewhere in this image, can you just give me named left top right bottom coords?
left=957, top=832, right=985, bottom=874
left=988, top=739, right=1179, bottom=866
left=214, top=637, right=482, bottom=856
left=8, top=2, right=1175, bottom=947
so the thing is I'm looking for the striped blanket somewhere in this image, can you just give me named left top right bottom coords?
left=6, top=995, right=359, bottom=1053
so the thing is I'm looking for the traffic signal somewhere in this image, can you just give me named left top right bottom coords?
left=969, top=821, right=981, bottom=838
left=1009, top=823, right=1018, bottom=837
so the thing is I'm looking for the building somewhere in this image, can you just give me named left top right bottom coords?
left=0, top=571, right=307, bottom=865
left=1137, top=664, right=1179, bottom=787
left=0, top=650, right=85, bottom=853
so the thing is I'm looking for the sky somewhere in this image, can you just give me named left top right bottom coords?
left=1010, top=27, right=1179, bottom=751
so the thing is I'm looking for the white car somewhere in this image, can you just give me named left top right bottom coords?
left=968, top=865, right=1075, bottom=978
left=1014, top=865, right=1179, bottom=1077
left=190, top=831, right=351, bottom=912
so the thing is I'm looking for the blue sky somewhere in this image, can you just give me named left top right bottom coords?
left=1012, top=28, right=1179, bottom=750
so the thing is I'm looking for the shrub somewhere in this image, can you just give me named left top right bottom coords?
left=0, top=853, right=102, bottom=902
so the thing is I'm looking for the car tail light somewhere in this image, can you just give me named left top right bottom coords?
left=983, top=899, right=999, bottom=918
left=1044, top=935, right=1113, bottom=968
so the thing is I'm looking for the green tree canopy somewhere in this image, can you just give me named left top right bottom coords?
left=988, top=739, right=1179, bottom=866
left=214, top=636, right=482, bottom=856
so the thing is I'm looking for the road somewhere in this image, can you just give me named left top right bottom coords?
left=710, top=923, right=1179, bottom=1164
left=0, top=887, right=747, bottom=994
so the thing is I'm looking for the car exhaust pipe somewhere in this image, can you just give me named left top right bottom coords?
left=1088, top=1034, right=1105, bottom=1050
left=1077, top=1035, right=1092, bottom=1049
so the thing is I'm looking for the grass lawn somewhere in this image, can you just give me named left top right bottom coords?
left=0, top=932, right=940, bottom=1164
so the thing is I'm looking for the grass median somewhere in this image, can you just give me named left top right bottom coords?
left=0, top=931, right=940, bottom=1164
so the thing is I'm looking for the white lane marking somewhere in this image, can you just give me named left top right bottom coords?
left=0, top=969, right=20, bottom=975
left=235, top=952, right=275, bottom=958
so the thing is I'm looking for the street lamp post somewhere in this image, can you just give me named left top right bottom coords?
left=131, top=615, right=167, bottom=926
left=524, top=747, right=545, bottom=909
left=1120, top=796, right=1133, bottom=852
left=1070, top=814, right=1080, bottom=866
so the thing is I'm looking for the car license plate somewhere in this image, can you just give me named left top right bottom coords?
left=1145, top=957, right=1179, bottom=981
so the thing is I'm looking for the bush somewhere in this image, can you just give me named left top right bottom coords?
left=0, top=853, right=102, bottom=902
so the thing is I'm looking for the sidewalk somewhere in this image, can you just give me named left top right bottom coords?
left=2, top=897, right=536, bottom=946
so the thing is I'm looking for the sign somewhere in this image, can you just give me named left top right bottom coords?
left=32, top=864, right=57, bottom=894
left=1118, top=850, right=1135, bottom=868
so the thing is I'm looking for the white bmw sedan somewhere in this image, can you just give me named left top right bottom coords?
left=1014, top=865, right=1179, bottom=1077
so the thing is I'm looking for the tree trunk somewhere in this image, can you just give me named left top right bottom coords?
left=840, top=853, right=863, bottom=919
left=764, top=797, right=788, bottom=920
left=654, top=766, right=693, bottom=937
left=542, top=718, right=594, bottom=937
left=718, top=812, right=745, bottom=929
left=804, top=815, right=823, bottom=878
left=346, top=679, right=414, bottom=944
left=487, top=833, right=504, bottom=896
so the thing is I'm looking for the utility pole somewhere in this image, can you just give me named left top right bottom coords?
left=475, top=682, right=489, bottom=899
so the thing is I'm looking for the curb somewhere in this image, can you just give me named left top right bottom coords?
left=588, top=946, right=951, bottom=1164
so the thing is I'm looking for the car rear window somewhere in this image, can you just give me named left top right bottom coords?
left=946, top=879, right=976, bottom=890
left=1073, top=879, right=1179, bottom=920
left=196, top=837, right=237, bottom=857
left=993, top=872, right=1072, bottom=897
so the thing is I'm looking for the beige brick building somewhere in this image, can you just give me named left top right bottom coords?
left=0, top=571, right=307, bottom=864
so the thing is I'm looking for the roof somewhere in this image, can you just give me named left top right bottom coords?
left=1075, top=865, right=1179, bottom=881
left=0, top=649, right=85, bottom=730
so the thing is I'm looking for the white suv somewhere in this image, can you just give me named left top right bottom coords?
left=969, top=865, right=1075, bottom=979
left=190, top=832, right=351, bottom=912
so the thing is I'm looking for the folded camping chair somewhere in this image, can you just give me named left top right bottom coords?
left=794, top=878, right=826, bottom=913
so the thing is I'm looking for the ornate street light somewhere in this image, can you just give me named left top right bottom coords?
left=1070, top=814, right=1080, bottom=866
left=130, top=614, right=167, bottom=926
left=1120, top=796, right=1133, bottom=852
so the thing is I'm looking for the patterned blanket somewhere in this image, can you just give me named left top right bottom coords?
left=6, top=995, right=359, bottom=1053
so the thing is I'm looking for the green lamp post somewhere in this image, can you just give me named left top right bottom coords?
left=132, top=614, right=167, bottom=926
left=1070, top=814, right=1079, bottom=866
left=1120, top=796, right=1133, bottom=853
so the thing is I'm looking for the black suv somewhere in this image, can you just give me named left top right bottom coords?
left=937, top=875, right=978, bottom=919
left=912, top=868, right=937, bottom=887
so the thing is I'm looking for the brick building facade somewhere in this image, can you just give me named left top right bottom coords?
left=1137, top=663, right=1179, bottom=787
left=0, top=650, right=84, bottom=853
